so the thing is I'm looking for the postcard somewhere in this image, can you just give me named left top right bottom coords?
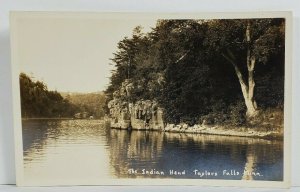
left=10, top=11, right=292, bottom=187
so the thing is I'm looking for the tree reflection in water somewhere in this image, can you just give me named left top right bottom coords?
left=106, top=129, right=283, bottom=180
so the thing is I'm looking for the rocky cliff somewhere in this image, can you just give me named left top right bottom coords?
left=108, top=79, right=164, bottom=130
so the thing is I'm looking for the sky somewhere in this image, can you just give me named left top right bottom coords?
left=16, top=14, right=157, bottom=93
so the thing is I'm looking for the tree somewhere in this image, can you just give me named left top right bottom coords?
left=205, top=19, right=285, bottom=118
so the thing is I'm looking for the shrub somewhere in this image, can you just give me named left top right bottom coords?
left=199, top=112, right=228, bottom=125
left=180, top=116, right=197, bottom=126
left=227, top=101, right=246, bottom=126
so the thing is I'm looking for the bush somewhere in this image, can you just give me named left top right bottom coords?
left=227, top=101, right=246, bottom=126
left=248, top=107, right=283, bottom=131
left=199, top=112, right=228, bottom=125
left=180, top=116, right=197, bottom=126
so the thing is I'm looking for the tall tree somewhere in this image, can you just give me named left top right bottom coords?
left=205, top=19, right=285, bottom=118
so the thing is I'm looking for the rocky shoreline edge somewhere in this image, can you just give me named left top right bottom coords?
left=110, top=122, right=283, bottom=140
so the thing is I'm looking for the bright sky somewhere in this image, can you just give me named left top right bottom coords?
left=17, top=14, right=157, bottom=93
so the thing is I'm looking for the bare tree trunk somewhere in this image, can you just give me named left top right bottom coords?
left=245, top=21, right=258, bottom=118
left=245, top=55, right=258, bottom=117
left=224, top=55, right=258, bottom=118
left=222, top=21, right=258, bottom=118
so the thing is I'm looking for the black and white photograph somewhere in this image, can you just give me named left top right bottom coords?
left=10, top=12, right=292, bottom=187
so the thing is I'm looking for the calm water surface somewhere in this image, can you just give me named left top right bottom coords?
left=22, top=119, right=283, bottom=183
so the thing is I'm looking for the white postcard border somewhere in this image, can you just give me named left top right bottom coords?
left=10, top=11, right=292, bottom=188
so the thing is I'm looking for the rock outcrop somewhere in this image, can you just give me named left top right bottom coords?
left=108, top=79, right=164, bottom=130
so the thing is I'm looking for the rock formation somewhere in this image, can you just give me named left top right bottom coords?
left=108, top=79, right=164, bottom=130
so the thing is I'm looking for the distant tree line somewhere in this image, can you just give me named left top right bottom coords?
left=106, top=19, right=285, bottom=125
left=64, top=92, right=106, bottom=118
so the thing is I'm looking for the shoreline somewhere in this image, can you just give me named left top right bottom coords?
left=111, top=123, right=283, bottom=140
left=164, top=124, right=282, bottom=140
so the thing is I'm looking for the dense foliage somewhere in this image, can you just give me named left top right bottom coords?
left=106, top=19, right=285, bottom=125
left=19, top=73, right=78, bottom=118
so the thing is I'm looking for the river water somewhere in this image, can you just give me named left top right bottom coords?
left=22, top=119, right=283, bottom=184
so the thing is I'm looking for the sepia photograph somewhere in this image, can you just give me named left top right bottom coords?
left=10, top=12, right=291, bottom=187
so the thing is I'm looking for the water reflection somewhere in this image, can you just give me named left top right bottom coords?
left=106, top=129, right=283, bottom=180
left=105, top=130, right=165, bottom=178
left=22, top=119, right=283, bottom=183
left=23, top=119, right=114, bottom=184
left=242, top=145, right=256, bottom=180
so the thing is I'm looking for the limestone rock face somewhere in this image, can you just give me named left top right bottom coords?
left=108, top=79, right=164, bottom=130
